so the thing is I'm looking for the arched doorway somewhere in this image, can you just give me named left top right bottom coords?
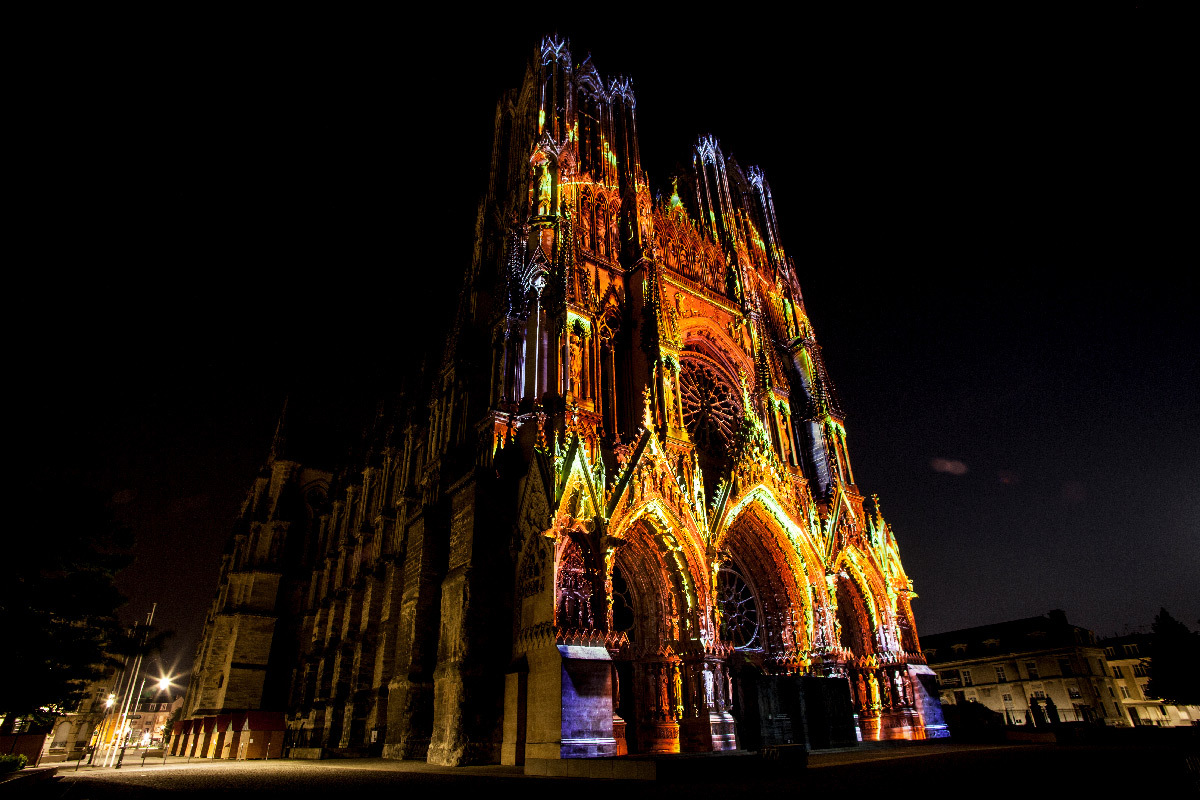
left=831, top=563, right=919, bottom=739
left=606, top=518, right=698, bottom=754
left=605, top=512, right=737, bottom=755
left=835, top=570, right=874, bottom=661
left=718, top=558, right=767, bottom=750
left=717, top=502, right=815, bottom=750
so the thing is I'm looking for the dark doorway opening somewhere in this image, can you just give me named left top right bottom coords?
left=729, top=658, right=764, bottom=751
left=613, top=659, right=639, bottom=754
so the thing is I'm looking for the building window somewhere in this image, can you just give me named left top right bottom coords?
left=995, top=666, right=1007, bottom=683
left=1068, top=686, right=1082, bottom=699
left=1002, top=693, right=1013, bottom=703
left=1112, top=666, right=1123, bottom=679
left=1104, top=647, right=1115, bottom=657
left=1120, top=686, right=1130, bottom=699
left=1124, top=644, right=1139, bottom=656
left=1108, top=686, right=1116, bottom=698
left=962, top=670, right=973, bottom=687
left=1058, top=657, right=1074, bottom=677
left=1032, top=690, right=1047, bottom=699
left=1025, top=661, right=1040, bottom=680
left=1133, top=663, right=1148, bottom=678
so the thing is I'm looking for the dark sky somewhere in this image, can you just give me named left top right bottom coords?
left=20, top=11, right=1194, bottom=681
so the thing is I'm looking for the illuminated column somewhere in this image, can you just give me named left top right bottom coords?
left=783, top=405, right=799, bottom=466
left=769, top=401, right=786, bottom=462
left=674, top=361, right=685, bottom=434
left=637, top=659, right=680, bottom=753
left=559, top=324, right=568, bottom=397
left=841, top=430, right=856, bottom=485
left=607, top=345, right=618, bottom=435
left=540, top=318, right=551, bottom=400
left=826, top=422, right=844, bottom=484
left=524, top=299, right=539, bottom=402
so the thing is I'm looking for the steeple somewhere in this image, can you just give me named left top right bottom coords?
left=268, top=395, right=289, bottom=463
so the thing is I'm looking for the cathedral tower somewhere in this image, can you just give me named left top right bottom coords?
left=183, top=36, right=944, bottom=767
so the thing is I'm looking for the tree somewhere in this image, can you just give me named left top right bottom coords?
left=162, top=706, right=183, bottom=747
left=0, top=473, right=133, bottom=730
left=942, top=699, right=1006, bottom=742
left=1146, top=607, right=1200, bottom=705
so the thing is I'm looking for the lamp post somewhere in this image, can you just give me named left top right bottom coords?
left=114, top=677, right=145, bottom=768
left=103, top=603, right=156, bottom=768
left=152, top=673, right=179, bottom=762
left=88, top=694, right=117, bottom=765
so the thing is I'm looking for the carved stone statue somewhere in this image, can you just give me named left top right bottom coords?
left=537, top=163, right=552, bottom=216
left=568, top=338, right=583, bottom=398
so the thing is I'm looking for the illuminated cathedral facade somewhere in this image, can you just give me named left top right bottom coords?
left=182, top=36, right=944, bottom=767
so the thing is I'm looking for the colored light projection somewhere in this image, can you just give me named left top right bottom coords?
left=496, top=36, right=946, bottom=757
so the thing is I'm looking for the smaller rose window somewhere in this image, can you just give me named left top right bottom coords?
left=717, top=563, right=760, bottom=649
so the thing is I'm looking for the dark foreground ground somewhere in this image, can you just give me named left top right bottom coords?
left=9, top=739, right=1199, bottom=798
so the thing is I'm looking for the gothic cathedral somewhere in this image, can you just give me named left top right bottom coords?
left=181, top=36, right=945, bottom=767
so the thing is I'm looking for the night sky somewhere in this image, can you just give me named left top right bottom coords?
left=21, top=12, right=1194, bottom=682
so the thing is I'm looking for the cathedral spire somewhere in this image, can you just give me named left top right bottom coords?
left=269, top=395, right=289, bottom=463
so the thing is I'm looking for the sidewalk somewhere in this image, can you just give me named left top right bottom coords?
left=0, top=765, right=59, bottom=790
left=51, top=752, right=528, bottom=777
left=53, top=738, right=1002, bottom=780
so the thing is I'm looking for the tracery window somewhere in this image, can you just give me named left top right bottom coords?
left=679, top=359, right=740, bottom=456
left=557, top=541, right=594, bottom=629
left=717, top=562, right=760, bottom=649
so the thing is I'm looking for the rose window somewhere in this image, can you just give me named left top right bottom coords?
left=717, top=563, right=760, bottom=649
left=680, top=360, right=740, bottom=456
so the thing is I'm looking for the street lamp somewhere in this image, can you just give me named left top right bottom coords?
left=103, top=603, right=158, bottom=769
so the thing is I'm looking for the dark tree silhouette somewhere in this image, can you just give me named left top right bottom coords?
left=0, top=473, right=133, bottom=729
left=1146, top=607, right=1200, bottom=705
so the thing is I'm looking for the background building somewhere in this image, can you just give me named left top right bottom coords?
left=41, top=674, right=184, bottom=763
left=924, top=611, right=1119, bottom=726
left=182, top=36, right=944, bottom=766
left=1102, top=633, right=1199, bottom=727
left=924, top=611, right=1199, bottom=728
left=38, top=673, right=115, bottom=763
left=126, top=693, right=184, bottom=749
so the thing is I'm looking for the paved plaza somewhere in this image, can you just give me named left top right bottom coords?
left=9, top=739, right=1197, bottom=798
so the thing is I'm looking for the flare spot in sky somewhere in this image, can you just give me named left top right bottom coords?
left=930, top=458, right=969, bottom=476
